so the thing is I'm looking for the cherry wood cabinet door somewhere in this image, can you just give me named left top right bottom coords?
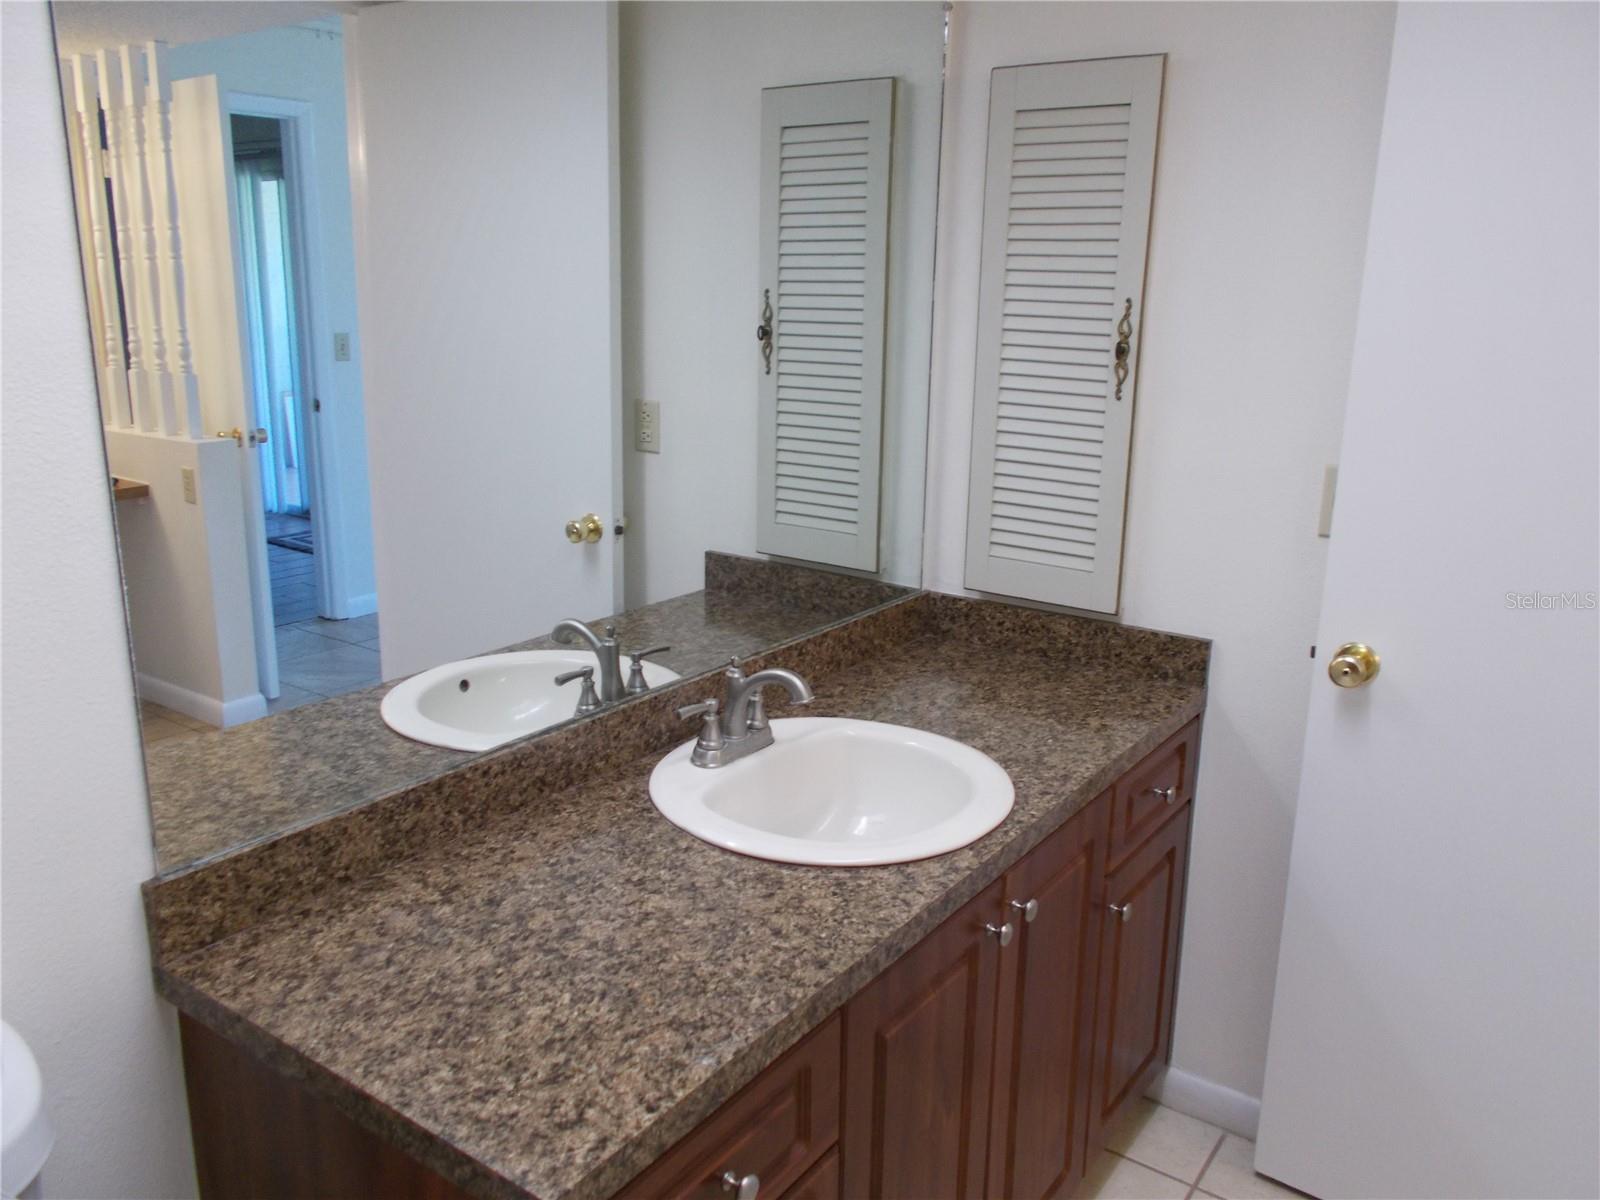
left=841, top=878, right=1006, bottom=1200
left=1089, top=804, right=1193, bottom=1148
left=987, top=793, right=1109, bottom=1200
left=614, top=1015, right=840, bottom=1200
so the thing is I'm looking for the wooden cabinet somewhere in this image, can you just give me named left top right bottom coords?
left=1107, top=722, right=1197, bottom=871
left=615, top=1015, right=840, bottom=1200
left=1089, top=801, right=1193, bottom=1149
left=182, top=720, right=1200, bottom=1200
left=987, top=795, right=1108, bottom=1200
left=840, top=878, right=1006, bottom=1200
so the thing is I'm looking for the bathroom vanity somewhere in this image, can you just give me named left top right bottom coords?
left=145, top=593, right=1206, bottom=1200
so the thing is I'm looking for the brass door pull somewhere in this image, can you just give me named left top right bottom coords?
left=756, top=289, right=774, bottom=375
left=564, top=513, right=604, bottom=544
left=1113, top=298, right=1134, bottom=401
left=1328, top=643, right=1380, bottom=688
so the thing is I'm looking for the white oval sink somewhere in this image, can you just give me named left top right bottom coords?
left=382, top=650, right=679, bottom=752
left=649, top=717, right=1014, bottom=866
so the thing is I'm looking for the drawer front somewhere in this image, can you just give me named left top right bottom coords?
left=1107, top=720, right=1198, bottom=868
left=614, top=1014, right=840, bottom=1200
left=779, top=1145, right=839, bottom=1200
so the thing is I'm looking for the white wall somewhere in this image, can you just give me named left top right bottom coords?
left=350, top=2, right=622, bottom=681
left=618, top=2, right=944, bottom=606
left=165, top=22, right=378, bottom=618
left=924, top=2, right=1396, bottom=1116
left=106, top=431, right=265, bottom=726
left=0, top=4, right=196, bottom=1195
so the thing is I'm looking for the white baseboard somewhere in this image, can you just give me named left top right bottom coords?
left=1148, top=1067, right=1262, bottom=1140
left=138, top=672, right=267, bottom=729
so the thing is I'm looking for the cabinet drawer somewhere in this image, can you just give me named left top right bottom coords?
left=1107, top=720, right=1199, bottom=869
left=613, top=1014, right=839, bottom=1200
left=779, top=1145, right=839, bottom=1200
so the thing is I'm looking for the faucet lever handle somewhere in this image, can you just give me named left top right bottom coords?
left=676, top=698, right=724, bottom=750
left=626, top=645, right=673, bottom=695
left=554, top=667, right=602, bottom=715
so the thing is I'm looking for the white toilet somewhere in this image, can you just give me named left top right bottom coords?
left=1, top=1021, right=53, bottom=1200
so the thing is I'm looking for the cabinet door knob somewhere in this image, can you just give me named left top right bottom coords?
left=985, top=921, right=1015, bottom=946
left=1149, top=785, right=1176, bottom=805
left=1010, top=898, right=1039, bottom=923
left=1108, top=902, right=1133, bottom=923
left=722, top=1171, right=760, bottom=1199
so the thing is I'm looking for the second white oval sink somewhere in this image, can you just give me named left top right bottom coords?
left=649, top=718, right=1014, bottom=866
left=382, top=650, right=679, bottom=752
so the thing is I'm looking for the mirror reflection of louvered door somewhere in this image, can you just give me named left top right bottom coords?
left=757, top=78, right=893, bottom=573
left=965, top=56, right=1164, bottom=613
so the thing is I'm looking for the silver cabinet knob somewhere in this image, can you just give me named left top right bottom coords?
left=1108, top=902, right=1133, bottom=923
left=722, top=1170, right=760, bottom=1199
left=1149, top=785, right=1176, bottom=805
left=985, top=921, right=1015, bottom=946
left=1010, top=898, right=1039, bottom=923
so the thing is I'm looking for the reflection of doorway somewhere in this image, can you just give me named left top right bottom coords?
left=229, top=106, right=380, bottom=711
left=233, top=113, right=317, bottom=625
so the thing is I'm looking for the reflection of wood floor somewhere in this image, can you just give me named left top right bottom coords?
left=138, top=513, right=381, bottom=744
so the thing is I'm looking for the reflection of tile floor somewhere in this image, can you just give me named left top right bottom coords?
left=140, top=611, right=381, bottom=743
left=267, top=512, right=317, bottom=626
left=1086, top=1101, right=1309, bottom=1200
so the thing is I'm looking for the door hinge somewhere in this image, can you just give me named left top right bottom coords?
left=312, top=397, right=322, bottom=413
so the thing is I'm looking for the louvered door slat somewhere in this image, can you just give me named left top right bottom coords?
left=759, top=78, right=893, bottom=571
left=965, top=56, right=1164, bottom=613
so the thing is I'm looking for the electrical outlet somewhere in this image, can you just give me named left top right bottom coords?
left=181, top=467, right=197, bottom=505
left=634, top=399, right=661, bottom=454
left=333, top=332, right=351, bottom=362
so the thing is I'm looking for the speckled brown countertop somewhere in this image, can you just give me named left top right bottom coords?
left=146, top=553, right=911, bottom=873
left=150, top=594, right=1208, bottom=1200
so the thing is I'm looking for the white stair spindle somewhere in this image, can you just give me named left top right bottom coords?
left=98, top=48, right=156, bottom=432
left=144, top=42, right=201, bottom=437
left=119, top=44, right=175, bottom=433
left=66, top=55, right=131, bottom=428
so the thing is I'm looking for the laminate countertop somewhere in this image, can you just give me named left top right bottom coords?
left=145, top=553, right=910, bottom=873
left=152, top=596, right=1208, bottom=1200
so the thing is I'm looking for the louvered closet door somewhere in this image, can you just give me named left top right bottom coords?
left=965, top=56, right=1164, bottom=613
left=757, top=78, right=893, bottom=572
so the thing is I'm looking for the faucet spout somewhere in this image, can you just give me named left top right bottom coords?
left=722, top=666, right=813, bottom=739
left=550, top=619, right=625, bottom=702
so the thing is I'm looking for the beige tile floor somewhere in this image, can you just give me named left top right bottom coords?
left=137, top=613, right=380, bottom=744
left=1086, top=1100, right=1308, bottom=1200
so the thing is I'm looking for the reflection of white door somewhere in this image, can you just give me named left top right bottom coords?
left=348, top=3, right=622, bottom=681
left=171, top=73, right=280, bottom=698
left=1257, top=7, right=1599, bottom=1200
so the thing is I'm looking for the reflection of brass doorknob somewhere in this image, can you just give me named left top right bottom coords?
left=564, top=513, right=604, bottom=544
left=1328, top=642, right=1380, bottom=688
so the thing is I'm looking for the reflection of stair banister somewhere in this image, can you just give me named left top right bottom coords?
left=62, top=43, right=203, bottom=441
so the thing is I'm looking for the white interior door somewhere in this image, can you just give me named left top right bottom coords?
left=1256, top=6, right=1599, bottom=1199
left=171, top=73, right=280, bottom=699
left=347, top=3, right=622, bottom=681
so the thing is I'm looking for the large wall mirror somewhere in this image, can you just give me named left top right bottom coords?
left=49, top=0, right=944, bottom=874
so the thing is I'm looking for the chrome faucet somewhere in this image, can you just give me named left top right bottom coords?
left=550, top=619, right=626, bottom=702
left=676, top=658, right=814, bottom=768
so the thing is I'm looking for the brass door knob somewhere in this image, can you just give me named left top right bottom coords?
left=1328, top=643, right=1380, bottom=688
left=564, top=513, right=604, bottom=544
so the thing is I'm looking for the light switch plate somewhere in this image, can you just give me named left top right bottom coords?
left=333, top=332, right=351, bottom=361
left=181, top=467, right=197, bottom=505
left=635, top=399, right=660, bottom=454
